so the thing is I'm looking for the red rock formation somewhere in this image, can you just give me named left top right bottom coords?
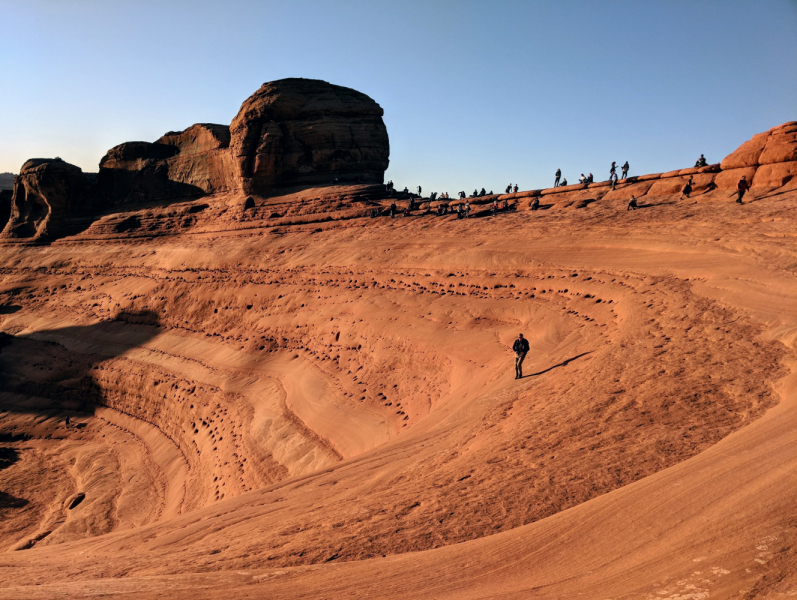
left=229, top=78, right=390, bottom=194
left=2, top=159, right=92, bottom=240
left=97, top=123, right=232, bottom=203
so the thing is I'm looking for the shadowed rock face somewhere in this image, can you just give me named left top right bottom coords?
left=97, top=123, right=232, bottom=203
left=230, top=78, right=390, bottom=194
left=2, top=159, right=92, bottom=240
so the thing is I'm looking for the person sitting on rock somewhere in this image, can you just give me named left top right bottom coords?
left=621, top=161, right=629, bottom=179
left=695, top=154, right=707, bottom=168
left=579, top=173, right=587, bottom=185
left=560, top=177, right=567, bottom=187
left=587, top=173, right=594, bottom=183
left=480, top=188, right=486, bottom=197
left=530, top=197, right=540, bottom=210
left=502, top=199, right=509, bottom=211
left=402, top=187, right=409, bottom=194
left=627, top=195, right=638, bottom=211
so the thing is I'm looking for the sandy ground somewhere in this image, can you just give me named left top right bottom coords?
left=0, top=181, right=796, bottom=598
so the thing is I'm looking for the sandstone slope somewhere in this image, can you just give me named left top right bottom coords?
left=0, top=121, right=796, bottom=599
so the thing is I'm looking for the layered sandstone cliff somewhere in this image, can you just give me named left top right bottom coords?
left=97, top=123, right=233, bottom=203
left=230, top=78, right=390, bottom=193
left=1, top=78, right=390, bottom=241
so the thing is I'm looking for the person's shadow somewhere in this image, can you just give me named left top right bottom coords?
left=519, top=351, right=592, bottom=379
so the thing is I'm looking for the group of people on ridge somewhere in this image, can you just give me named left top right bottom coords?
left=383, top=150, right=751, bottom=225
left=554, top=161, right=630, bottom=189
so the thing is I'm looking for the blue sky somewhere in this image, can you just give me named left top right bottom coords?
left=1, top=1, right=795, bottom=193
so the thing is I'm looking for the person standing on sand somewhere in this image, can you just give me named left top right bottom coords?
left=512, top=333, right=530, bottom=379
left=554, top=169, right=561, bottom=187
left=736, top=176, right=749, bottom=204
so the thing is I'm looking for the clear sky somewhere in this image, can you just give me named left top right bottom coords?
left=1, top=1, right=795, bottom=193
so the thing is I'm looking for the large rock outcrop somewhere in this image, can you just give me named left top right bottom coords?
left=2, top=159, right=92, bottom=240
left=230, top=78, right=390, bottom=194
left=720, top=121, right=797, bottom=189
left=97, top=123, right=233, bottom=203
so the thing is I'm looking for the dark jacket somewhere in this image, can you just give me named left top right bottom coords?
left=513, top=338, right=530, bottom=354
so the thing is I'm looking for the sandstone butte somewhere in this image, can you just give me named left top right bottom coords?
left=0, top=78, right=796, bottom=599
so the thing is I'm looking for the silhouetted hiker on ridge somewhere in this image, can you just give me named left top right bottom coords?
left=506, top=184, right=512, bottom=194
left=621, top=161, right=629, bottom=179
left=513, top=184, right=518, bottom=193
left=554, top=169, right=561, bottom=187
left=610, top=161, right=617, bottom=179
left=695, top=154, right=708, bottom=168
left=513, top=333, right=530, bottom=379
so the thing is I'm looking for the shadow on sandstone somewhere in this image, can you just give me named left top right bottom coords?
left=0, top=310, right=161, bottom=417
